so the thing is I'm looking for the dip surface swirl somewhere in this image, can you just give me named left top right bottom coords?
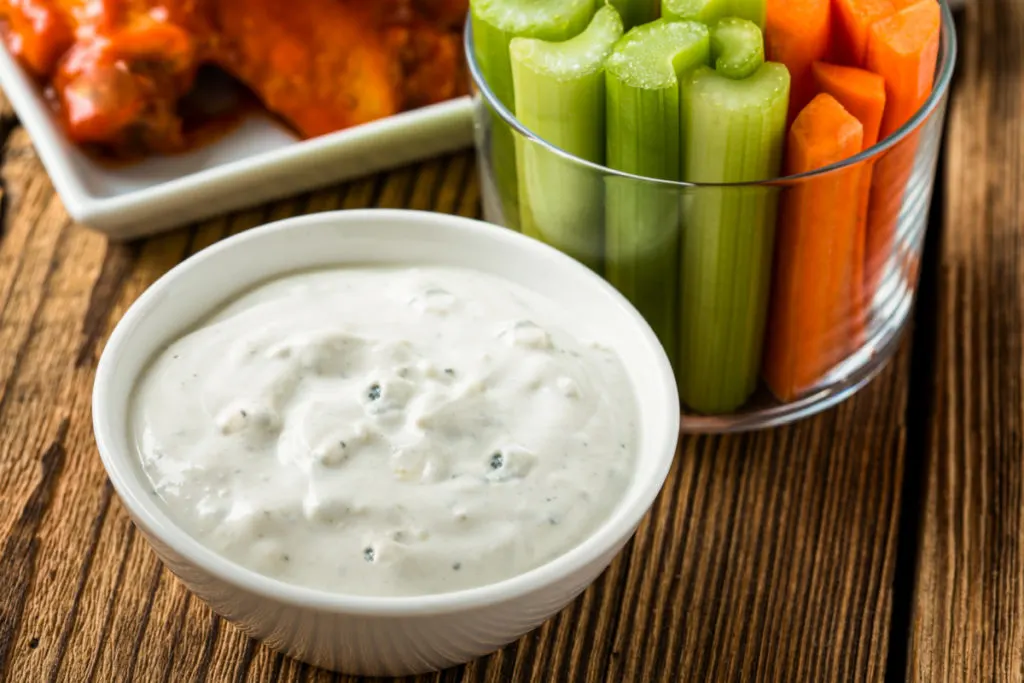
left=131, top=266, right=637, bottom=597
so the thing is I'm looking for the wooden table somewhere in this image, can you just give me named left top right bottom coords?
left=0, top=3, right=1019, bottom=681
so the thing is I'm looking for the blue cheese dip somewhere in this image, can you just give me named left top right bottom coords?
left=131, top=266, right=637, bottom=597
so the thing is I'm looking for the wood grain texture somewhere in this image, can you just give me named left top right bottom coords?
left=908, top=1, right=1024, bottom=680
left=0, top=113, right=914, bottom=681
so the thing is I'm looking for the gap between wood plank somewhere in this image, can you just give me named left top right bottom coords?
left=882, top=93, right=950, bottom=683
left=0, top=109, right=18, bottom=241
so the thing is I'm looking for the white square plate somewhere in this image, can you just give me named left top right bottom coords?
left=0, top=44, right=474, bottom=241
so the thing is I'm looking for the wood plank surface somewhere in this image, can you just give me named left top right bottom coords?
left=0, top=96, right=917, bottom=682
left=908, top=0, right=1024, bottom=680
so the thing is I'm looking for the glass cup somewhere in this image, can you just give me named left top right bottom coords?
left=465, top=8, right=957, bottom=433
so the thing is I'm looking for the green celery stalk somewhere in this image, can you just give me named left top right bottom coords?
left=677, top=19, right=789, bottom=414
left=710, top=16, right=763, bottom=79
left=511, top=5, right=624, bottom=271
left=470, top=0, right=597, bottom=230
left=725, top=0, right=766, bottom=29
left=661, top=0, right=729, bottom=23
left=604, top=19, right=710, bottom=365
left=608, top=0, right=661, bottom=29
left=661, top=0, right=766, bottom=29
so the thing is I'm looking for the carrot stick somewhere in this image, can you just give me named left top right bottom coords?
left=811, top=61, right=885, bottom=344
left=811, top=62, right=885, bottom=148
left=763, top=93, right=864, bottom=402
left=863, top=0, right=940, bottom=300
left=765, top=0, right=830, bottom=122
left=869, top=0, right=941, bottom=139
left=830, top=0, right=896, bottom=66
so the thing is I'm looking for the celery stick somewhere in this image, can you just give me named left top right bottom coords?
left=604, top=19, right=710, bottom=364
left=470, top=0, right=597, bottom=230
left=662, top=0, right=765, bottom=29
left=662, top=0, right=728, bottom=23
left=710, top=17, right=763, bottom=79
left=608, top=0, right=660, bottom=29
left=726, top=0, right=766, bottom=29
left=678, top=60, right=789, bottom=414
left=511, top=5, right=624, bottom=271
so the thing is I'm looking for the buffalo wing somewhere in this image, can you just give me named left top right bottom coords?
left=0, top=0, right=468, bottom=156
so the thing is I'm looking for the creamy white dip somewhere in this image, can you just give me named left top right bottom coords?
left=131, top=266, right=637, bottom=597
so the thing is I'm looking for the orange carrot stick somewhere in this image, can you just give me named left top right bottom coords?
left=766, top=0, right=830, bottom=122
left=863, top=0, right=940, bottom=299
left=869, top=0, right=941, bottom=139
left=830, top=0, right=895, bottom=66
left=812, top=62, right=886, bottom=148
left=812, top=61, right=886, bottom=344
left=764, top=93, right=864, bottom=402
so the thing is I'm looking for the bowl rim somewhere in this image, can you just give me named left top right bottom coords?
left=464, top=0, right=958, bottom=188
left=92, top=208, right=681, bottom=617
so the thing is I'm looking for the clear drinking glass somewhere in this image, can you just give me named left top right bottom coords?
left=465, top=7, right=957, bottom=433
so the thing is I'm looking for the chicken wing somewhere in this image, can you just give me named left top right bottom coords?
left=208, top=0, right=465, bottom=138
left=55, top=3, right=200, bottom=154
left=0, top=0, right=73, bottom=76
left=206, top=0, right=400, bottom=138
left=0, top=0, right=468, bottom=156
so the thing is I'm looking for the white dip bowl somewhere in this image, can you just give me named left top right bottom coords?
left=92, top=209, right=680, bottom=676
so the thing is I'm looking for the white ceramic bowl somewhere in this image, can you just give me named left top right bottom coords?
left=92, top=209, right=680, bottom=676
